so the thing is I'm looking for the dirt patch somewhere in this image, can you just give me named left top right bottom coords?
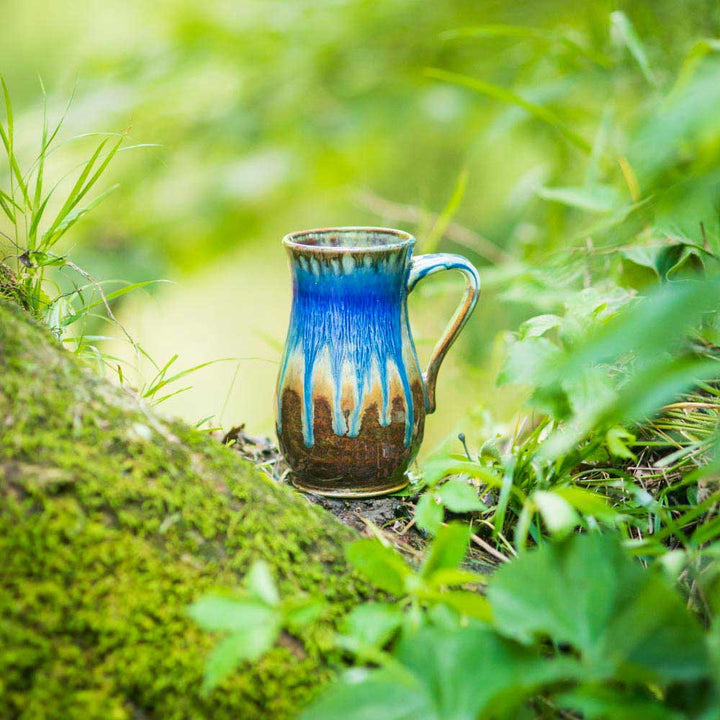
left=221, top=424, right=426, bottom=552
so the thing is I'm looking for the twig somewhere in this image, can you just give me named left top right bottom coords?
left=470, top=532, right=510, bottom=563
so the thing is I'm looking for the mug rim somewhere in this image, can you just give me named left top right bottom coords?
left=283, top=226, right=416, bottom=253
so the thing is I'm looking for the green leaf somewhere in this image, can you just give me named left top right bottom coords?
left=187, top=595, right=276, bottom=633
left=284, top=600, right=325, bottom=630
left=536, top=184, right=620, bottom=213
left=303, top=627, right=582, bottom=720
left=497, top=337, right=562, bottom=387
left=553, top=487, right=618, bottom=521
left=518, top=314, right=563, bottom=339
left=245, top=561, right=279, bottom=606
left=435, top=478, right=487, bottom=513
left=428, top=568, right=487, bottom=587
left=299, top=666, right=427, bottom=720
left=420, top=522, right=470, bottom=579
left=440, top=24, right=612, bottom=67
left=610, top=11, right=657, bottom=86
left=673, top=37, right=720, bottom=93
left=430, top=590, right=492, bottom=622
left=488, top=533, right=710, bottom=683
left=620, top=244, right=704, bottom=284
left=201, top=621, right=280, bottom=694
left=340, top=602, right=404, bottom=650
left=606, top=426, right=637, bottom=460
left=345, top=539, right=413, bottom=596
left=415, top=492, right=443, bottom=535
left=557, top=687, right=684, bottom=720
left=532, top=491, right=580, bottom=537
left=421, top=454, right=502, bottom=489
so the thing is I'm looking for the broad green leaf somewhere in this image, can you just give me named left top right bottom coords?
left=420, top=522, right=470, bottom=579
left=553, top=487, right=618, bottom=521
left=299, top=666, right=428, bottom=720
left=435, top=478, right=487, bottom=513
left=557, top=687, right=683, bottom=720
left=415, top=492, right=443, bottom=535
left=546, top=279, right=720, bottom=384
left=518, top=313, right=563, bottom=339
left=620, top=244, right=704, bottom=283
left=345, top=539, right=412, bottom=596
left=340, top=602, right=404, bottom=650
left=429, top=568, right=487, bottom=587
left=536, top=184, right=620, bottom=213
left=284, top=600, right=325, bottom=630
left=533, top=491, right=580, bottom=537
left=497, top=337, right=562, bottom=386
left=428, top=590, right=492, bottom=622
left=421, top=455, right=502, bottom=489
left=303, top=627, right=582, bottom=720
left=187, top=595, right=276, bottom=632
left=489, top=534, right=710, bottom=683
left=245, top=561, right=279, bottom=606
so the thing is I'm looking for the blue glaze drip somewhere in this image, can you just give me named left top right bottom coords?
left=277, top=250, right=416, bottom=448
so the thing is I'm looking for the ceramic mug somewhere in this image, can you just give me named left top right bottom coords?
left=275, top=227, right=480, bottom=497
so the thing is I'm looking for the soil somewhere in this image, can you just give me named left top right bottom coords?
left=221, top=424, right=427, bottom=552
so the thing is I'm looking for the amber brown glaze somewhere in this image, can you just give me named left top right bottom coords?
left=279, top=381, right=425, bottom=496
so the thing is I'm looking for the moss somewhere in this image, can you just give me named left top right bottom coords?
left=0, top=263, right=28, bottom=310
left=0, top=299, right=367, bottom=719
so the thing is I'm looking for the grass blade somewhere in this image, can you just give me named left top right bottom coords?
left=441, top=24, right=612, bottom=68
left=47, top=183, right=119, bottom=242
left=33, top=77, right=48, bottom=212
left=423, top=168, right=468, bottom=253
left=43, top=138, right=110, bottom=241
left=610, top=11, right=657, bottom=87
left=59, top=278, right=163, bottom=327
left=424, top=68, right=591, bottom=153
left=0, top=189, right=19, bottom=223
left=143, top=358, right=235, bottom=399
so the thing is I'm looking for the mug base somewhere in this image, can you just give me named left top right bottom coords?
left=290, top=475, right=409, bottom=499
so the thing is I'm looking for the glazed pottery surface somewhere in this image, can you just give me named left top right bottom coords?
left=276, top=227, right=480, bottom=497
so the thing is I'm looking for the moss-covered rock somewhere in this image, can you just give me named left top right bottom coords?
left=0, top=299, right=365, bottom=719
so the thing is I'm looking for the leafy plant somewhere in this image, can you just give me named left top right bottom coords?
left=0, top=77, right=152, bottom=345
left=343, top=522, right=489, bottom=643
left=414, top=476, right=487, bottom=535
left=188, top=561, right=323, bottom=694
left=302, top=533, right=716, bottom=720
left=419, top=276, right=720, bottom=558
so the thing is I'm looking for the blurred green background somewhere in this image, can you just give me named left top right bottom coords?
left=3, top=0, right=720, bottom=453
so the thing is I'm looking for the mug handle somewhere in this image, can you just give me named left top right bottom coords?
left=407, top=253, right=481, bottom=413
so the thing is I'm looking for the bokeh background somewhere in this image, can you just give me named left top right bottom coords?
left=3, top=0, right=720, bottom=454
